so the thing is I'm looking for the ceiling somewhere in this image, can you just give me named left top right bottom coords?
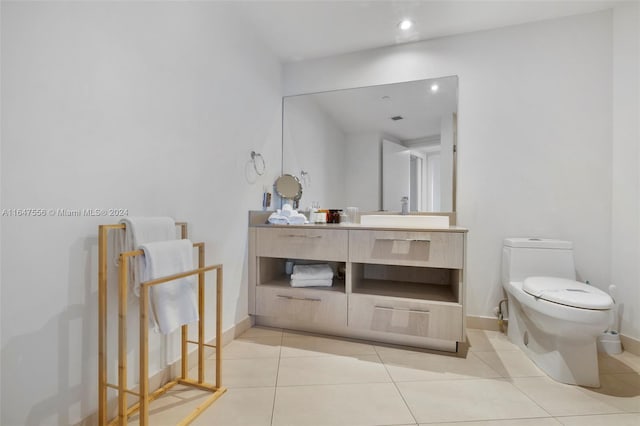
left=233, top=0, right=621, bottom=62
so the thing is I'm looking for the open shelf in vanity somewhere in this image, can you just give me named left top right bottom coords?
left=248, top=212, right=467, bottom=352
left=350, top=263, right=460, bottom=302
left=257, top=257, right=347, bottom=292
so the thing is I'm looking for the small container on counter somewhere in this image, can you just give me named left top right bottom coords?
left=327, top=209, right=342, bottom=224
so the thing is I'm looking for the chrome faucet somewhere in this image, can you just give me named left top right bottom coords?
left=401, top=196, right=409, bottom=215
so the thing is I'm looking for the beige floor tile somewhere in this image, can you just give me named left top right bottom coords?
left=512, top=376, right=625, bottom=416
left=474, top=350, right=546, bottom=378
left=193, top=357, right=279, bottom=388
left=124, top=331, right=639, bottom=425
left=277, top=354, right=391, bottom=386
left=379, top=349, right=502, bottom=382
left=127, top=385, right=217, bottom=426
left=374, top=344, right=456, bottom=358
left=221, top=335, right=282, bottom=359
left=272, top=382, right=415, bottom=426
left=611, top=372, right=640, bottom=391
left=555, top=412, right=640, bottom=425
left=422, top=418, right=562, bottom=426
left=584, top=374, right=640, bottom=412
left=281, top=332, right=377, bottom=357
left=465, top=329, right=520, bottom=352
left=191, top=387, right=275, bottom=426
left=598, top=351, right=640, bottom=374
left=397, top=379, right=549, bottom=423
left=239, top=326, right=283, bottom=339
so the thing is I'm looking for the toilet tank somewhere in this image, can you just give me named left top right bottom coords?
left=501, top=238, right=576, bottom=284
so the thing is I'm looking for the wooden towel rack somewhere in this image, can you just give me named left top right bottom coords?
left=98, top=222, right=226, bottom=425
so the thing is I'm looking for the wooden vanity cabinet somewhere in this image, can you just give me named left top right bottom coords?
left=248, top=215, right=467, bottom=352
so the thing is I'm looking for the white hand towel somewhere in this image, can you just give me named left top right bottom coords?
left=291, top=278, right=333, bottom=288
left=139, top=239, right=198, bottom=335
left=268, top=212, right=289, bottom=225
left=119, top=217, right=177, bottom=296
left=291, top=264, right=334, bottom=280
left=287, top=213, right=307, bottom=225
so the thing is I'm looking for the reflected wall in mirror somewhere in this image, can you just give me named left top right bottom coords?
left=282, top=76, right=457, bottom=212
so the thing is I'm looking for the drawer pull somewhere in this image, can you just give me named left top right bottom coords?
left=375, top=238, right=431, bottom=243
left=277, top=295, right=322, bottom=302
left=284, top=234, right=323, bottom=239
left=374, top=305, right=430, bottom=314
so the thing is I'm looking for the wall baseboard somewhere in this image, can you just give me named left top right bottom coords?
left=466, top=315, right=640, bottom=356
left=466, top=315, right=504, bottom=332
left=621, top=334, right=640, bottom=356
left=78, top=316, right=253, bottom=426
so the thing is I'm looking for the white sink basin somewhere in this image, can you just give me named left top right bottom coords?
left=359, top=215, right=450, bottom=229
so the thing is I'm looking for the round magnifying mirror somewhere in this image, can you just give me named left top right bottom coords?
left=274, top=174, right=302, bottom=201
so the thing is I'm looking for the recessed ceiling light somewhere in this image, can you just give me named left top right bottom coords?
left=430, top=83, right=439, bottom=92
left=399, top=19, right=413, bottom=31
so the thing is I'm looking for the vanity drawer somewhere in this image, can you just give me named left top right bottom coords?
left=349, top=230, right=463, bottom=268
left=256, top=227, right=348, bottom=261
left=348, top=294, right=463, bottom=341
left=256, top=286, right=347, bottom=328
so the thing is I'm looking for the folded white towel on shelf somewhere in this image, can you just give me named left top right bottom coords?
left=291, top=264, right=334, bottom=281
left=268, top=212, right=289, bottom=224
left=119, top=217, right=177, bottom=296
left=268, top=211, right=308, bottom=225
left=291, top=279, right=333, bottom=288
left=280, top=204, right=294, bottom=217
left=139, top=239, right=198, bottom=335
left=287, top=213, right=307, bottom=225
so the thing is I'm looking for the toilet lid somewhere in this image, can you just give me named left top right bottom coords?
left=523, top=276, right=613, bottom=310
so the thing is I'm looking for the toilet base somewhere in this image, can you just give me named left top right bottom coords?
left=507, top=294, right=601, bottom=388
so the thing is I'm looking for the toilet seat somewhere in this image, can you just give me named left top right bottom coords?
left=523, top=276, right=613, bottom=310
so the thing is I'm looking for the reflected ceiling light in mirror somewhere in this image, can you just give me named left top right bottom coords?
left=430, top=83, right=439, bottom=93
left=398, top=19, right=413, bottom=30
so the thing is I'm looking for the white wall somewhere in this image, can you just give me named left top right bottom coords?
left=345, top=132, right=381, bottom=211
left=284, top=11, right=630, bottom=335
left=283, top=96, right=346, bottom=209
left=1, top=2, right=282, bottom=424
left=612, top=2, right=640, bottom=339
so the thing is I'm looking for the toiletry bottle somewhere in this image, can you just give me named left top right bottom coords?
left=401, top=196, right=409, bottom=215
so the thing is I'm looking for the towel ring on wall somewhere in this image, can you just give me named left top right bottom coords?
left=250, top=151, right=266, bottom=176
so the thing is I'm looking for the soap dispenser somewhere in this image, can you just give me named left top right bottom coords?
left=401, top=196, right=409, bottom=215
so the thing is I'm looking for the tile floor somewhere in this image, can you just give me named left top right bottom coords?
left=129, top=327, right=640, bottom=425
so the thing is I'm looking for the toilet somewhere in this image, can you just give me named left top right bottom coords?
left=501, top=238, right=613, bottom=387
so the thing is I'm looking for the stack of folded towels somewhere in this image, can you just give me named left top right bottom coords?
left=268, top=204, right=307, bottom=225
left=290, top=264, right=333, bottom=287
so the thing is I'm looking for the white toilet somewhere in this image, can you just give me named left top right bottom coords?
left=501, top=238, right=613, bottom=387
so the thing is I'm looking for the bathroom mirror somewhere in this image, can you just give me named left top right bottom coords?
left=274, top=174, right=302, bottom=202
left=282, top=76, right=457, bottom=212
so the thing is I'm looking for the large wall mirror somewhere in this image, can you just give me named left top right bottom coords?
left=282, top=75, right=458, bottom=212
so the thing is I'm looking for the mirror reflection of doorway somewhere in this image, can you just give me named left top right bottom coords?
left=426, top=153, right=441, bottom=211
left=383, top=139, right=443, bottom=213
left=410, top=155, right=421, bottom=211
left=382, top=139, right=410, bottom=211
left=410, top=152, right=440, bottom=212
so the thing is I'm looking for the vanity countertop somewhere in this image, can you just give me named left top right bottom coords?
left=248, top=211, right=467, bottom=232
left=250, top=222, right=468, bottom=233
